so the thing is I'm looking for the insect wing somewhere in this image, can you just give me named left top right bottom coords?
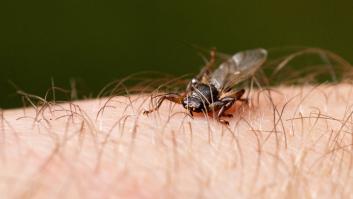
left=210, top=48, right=267, bottom=90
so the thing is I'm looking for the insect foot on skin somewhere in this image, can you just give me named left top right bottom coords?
left=143, top=48, right=267, bottom=125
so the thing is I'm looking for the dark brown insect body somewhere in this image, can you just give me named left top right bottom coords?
left=143, top=48, right=267, bottom=125
left=182, top=83, right=220, bottom=113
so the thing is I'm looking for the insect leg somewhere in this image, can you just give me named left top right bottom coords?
left=230, top=89, right=248, bottom=104
left=186, top=49, right=217, bottom=92
left=222, top=113, right=234, bottom=118
left=208, top=97, right=235, bottom=125
left=214, top=89, right=247, bottom=124
left=216, top=97, right=236, bottom=125
left=220, top=88, right=245, bottom=99
left=199, top=48, right=216, bottom=83
left=238, top=98, right=249, bottom=105
left=143, top=93, right=184, bottom=115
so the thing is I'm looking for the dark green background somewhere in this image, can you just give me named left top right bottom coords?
left=1, top=0, right=353, bottom=108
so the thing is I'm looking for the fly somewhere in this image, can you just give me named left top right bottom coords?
left=143, top=48, right=268, bottom=125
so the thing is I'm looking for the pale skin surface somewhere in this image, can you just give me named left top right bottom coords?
left=1, top=83, right=353, bottom=199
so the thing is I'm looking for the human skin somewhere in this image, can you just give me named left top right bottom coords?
left=1, top=83, right=353, bottom=199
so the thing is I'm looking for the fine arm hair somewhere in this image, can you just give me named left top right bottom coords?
left=1, top=83, right=353, bottom=198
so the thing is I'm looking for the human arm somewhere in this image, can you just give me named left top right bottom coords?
left=1, top=84, right=353, bottom=198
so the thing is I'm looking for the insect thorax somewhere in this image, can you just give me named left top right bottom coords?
left=182, top=83, right=219, bottom=112
left=191, top=83, right=219, bottom=102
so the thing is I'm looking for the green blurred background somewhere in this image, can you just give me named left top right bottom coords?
left=1, top=0, right=353, bottom=108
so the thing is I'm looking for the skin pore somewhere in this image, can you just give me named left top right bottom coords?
left=1, top=83, right=353, bottom=199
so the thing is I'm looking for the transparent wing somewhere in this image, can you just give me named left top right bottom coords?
left=210, top=48, right=268, bottom=90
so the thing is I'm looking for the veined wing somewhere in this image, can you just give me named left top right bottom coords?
left=210, top=48, right=267, bottom=90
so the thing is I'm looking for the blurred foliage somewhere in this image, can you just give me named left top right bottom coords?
left=1, top=0, right=353, bottom=108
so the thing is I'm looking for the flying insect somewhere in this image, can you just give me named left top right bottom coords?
left=143, top=48, right=268, bottom=125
